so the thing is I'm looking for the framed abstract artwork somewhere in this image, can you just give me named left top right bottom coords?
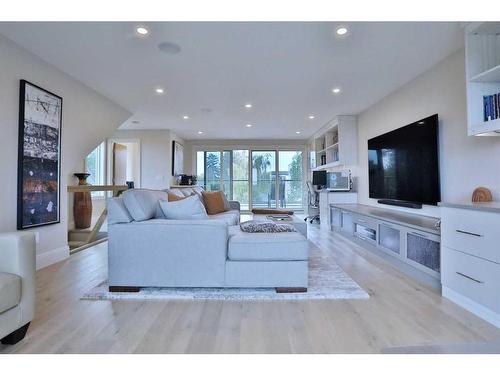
left=172, top=140, right=184, bottom=176
left=17, top=80, right=63, bottom=229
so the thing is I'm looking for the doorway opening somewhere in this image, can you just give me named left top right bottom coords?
left=107, top=139, right=141, bottom=188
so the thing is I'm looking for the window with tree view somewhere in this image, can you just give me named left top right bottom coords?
left=84, top=142, right=105, bottom=198
left=196, top=149, right=302, bottom=211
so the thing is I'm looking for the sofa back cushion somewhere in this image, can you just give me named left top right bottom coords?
left=167, top=192, right=188, bottom=202
left=201, top=191, right=231, bottom=215
left=122, top=189, right=168, bottom=222
left=107, top=197, right=133, bottom=224
left=167, top=188, right=186, bottom=198
left=159, top=195, right=209, bottom=220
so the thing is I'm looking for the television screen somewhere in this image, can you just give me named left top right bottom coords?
left=368, top=114, right=440, bottom=206
left=312, top=170, right=326, bottom=186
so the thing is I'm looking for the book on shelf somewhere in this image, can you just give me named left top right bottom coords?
left=483, top=93, right=500, bottom=122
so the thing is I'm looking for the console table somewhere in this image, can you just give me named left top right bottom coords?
left=330, top=204, right=441, bottom=288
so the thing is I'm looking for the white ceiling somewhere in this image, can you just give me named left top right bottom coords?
left=0, top=22, right=463, bottom=140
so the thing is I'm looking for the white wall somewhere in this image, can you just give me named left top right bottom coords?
left=0, top=35, right=131, bottom=268
left=357, top=49, right=500, bottom=217
left=110, top=129, right=185, bottom=189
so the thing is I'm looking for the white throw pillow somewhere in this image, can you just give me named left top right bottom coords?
left=159, top=195, right=209, bottom=220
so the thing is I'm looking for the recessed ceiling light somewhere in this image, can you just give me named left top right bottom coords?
left=332, top=87, right=342, bottom=94
left=136, top=26, right=149, bottom=36
left=197, top=131, right=203, bottom=135
left=182, top=115, right=190, bottom=120
left=155, top=87, right=164, bottom=94
left=308, top=115, right=315, bottom=120
left=296, top=131, right=301, bottom=134
left=335, top=26, right=349, bottom=37
left=244, top=103, right=253, bottom=109
left=246, top=124, right=252, bottom=128
left=418, top=121, right=425, bottom=125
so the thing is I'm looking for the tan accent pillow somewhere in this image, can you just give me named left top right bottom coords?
left=201, top=191, right=230, bottom=215
left=168, top=192, right=187, bottom=202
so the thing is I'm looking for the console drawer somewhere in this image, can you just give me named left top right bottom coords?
left=352, top=214, right=377, bottom=229
left=441, top=246, right=500, bottom=313
left=441, top=208, right=500, bottom=264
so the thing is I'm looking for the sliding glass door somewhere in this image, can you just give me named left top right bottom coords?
left=278, top=151, right=303, bottom=209
left=196, top=149, right=303, bottom=211
left=251, top=151, right=277, bottom=208
left=196, top=150, right=250, bottom=210
left=232, top=150, right=249, bottom=210
left=205, top=151, right=221, bottom=191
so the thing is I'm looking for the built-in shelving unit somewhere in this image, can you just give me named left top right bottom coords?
left=465, top=22, right=500, bottom=136
left=311, top=115, right=357, bottom=170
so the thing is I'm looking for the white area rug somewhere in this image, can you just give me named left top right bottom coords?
left=82, top=241, right=369, bottom=301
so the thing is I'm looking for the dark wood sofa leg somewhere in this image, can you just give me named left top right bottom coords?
left=109, top=286, right=140, bottom=292
left=276, top=287, right=307, bottom=293
left=1, top=322, right=30, bottom=345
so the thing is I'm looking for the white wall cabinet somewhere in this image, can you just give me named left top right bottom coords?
left=319, top=192, right=358, bottom=228
left=441, top=205, right=500, bottom=327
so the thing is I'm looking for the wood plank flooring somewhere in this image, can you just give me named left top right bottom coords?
left=2, top=223, right=500, bottom=354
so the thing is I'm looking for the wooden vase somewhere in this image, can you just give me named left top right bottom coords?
left=73, top=173, right=92, bottom=229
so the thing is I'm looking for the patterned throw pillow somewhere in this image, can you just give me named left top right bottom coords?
left=240, top=220, right=296, bottom=233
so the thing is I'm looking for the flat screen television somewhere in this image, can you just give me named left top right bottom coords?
left=368, top=114, right=440, bottom=207
left=312, top=170, right=326, bottom=186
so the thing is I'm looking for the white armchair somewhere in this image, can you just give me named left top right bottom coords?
left=0, top=232, right=36, bottom=345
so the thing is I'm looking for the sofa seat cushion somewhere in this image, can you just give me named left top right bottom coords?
left=208, top=209, right=240, bottom=226
left=228, top=229, right=308, bottom=261
left=0, top=272, right=21, bottom=314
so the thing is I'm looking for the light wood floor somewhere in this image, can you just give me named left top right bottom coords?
left=2, top=223, right=500, bottom=354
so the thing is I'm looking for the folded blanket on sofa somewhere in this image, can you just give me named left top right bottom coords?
left=240, top=220, right=296, bottom=233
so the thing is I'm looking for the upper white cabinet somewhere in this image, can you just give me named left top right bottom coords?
left=465, top=22, right=500, bottom=136
left=312, top=115, right=358, bottom=170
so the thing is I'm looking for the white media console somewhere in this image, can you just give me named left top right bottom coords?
left=330, top=204, right=441, bottom=288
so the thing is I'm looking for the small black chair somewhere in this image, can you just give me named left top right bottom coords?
left=304, top=181, right=320, bottom=224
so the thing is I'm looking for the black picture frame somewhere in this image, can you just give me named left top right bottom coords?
left=17, top=80, right=63, bottom=230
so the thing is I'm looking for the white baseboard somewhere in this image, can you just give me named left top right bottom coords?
left=36, top=245, right=70, bottom=270
left=442, top=286, right=500, bottom=328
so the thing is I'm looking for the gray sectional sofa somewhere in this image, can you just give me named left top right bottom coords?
left=107, top=188, right=309, bottom=291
